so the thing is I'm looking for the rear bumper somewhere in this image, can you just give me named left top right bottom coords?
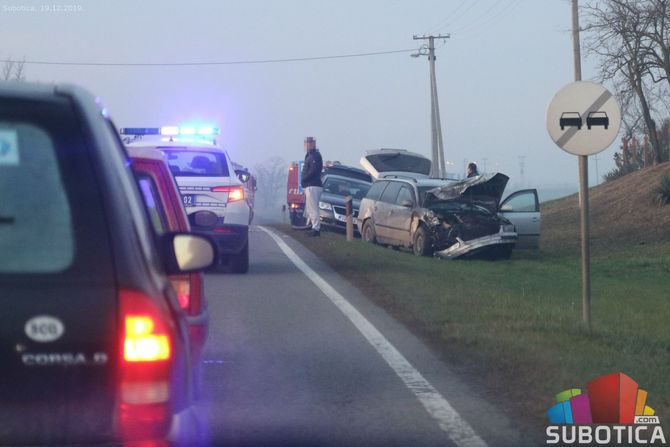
left=194, top=224, right=248, bottom=255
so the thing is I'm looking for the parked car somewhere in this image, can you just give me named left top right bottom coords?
left=318, top=165, right=372, bottom=231
left=357, top=149, right=540, bottom=259
left=120, top=127, right=251, bottom=273
left=0, top=83, right=215, bottom=445
left=128, top=145, right=215, bottom=396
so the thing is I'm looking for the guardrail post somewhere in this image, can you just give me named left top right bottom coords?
left=345, top=195, right=353, bottom=241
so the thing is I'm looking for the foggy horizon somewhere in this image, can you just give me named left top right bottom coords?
left=1, top=0, right=608, bottom=195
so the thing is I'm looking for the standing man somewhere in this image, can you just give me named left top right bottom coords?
left=301, top=136, right=323, bottom=237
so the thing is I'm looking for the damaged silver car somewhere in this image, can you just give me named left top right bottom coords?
left=357, top=149, right=540, bottom=259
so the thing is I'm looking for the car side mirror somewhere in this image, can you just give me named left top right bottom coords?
left=235, top=169, right=250, bottom=183
left=500, top=204, right=513, bottom=212
left=400, top=200, right=413, bottom=208
left=159, top=232, right=216, bottom=274
left=189, top=210, right=218, bottom=230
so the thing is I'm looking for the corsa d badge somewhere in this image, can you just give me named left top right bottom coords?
left=25, top=315, right=65, bottom=342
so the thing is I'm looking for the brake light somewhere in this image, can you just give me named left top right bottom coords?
left=124, top=316, right=170, bottom=362
left=170, top=278, right=191, bottom=311
left=290, top=203, right=300, bottom=209
left=118, top=289, right=173, bottom=440
left=211, top=186, right=244, bottom=202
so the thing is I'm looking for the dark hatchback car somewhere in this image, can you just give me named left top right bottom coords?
left=0, top=83, right=214, bottom=445
left=318, top=165, right=372, bottom=232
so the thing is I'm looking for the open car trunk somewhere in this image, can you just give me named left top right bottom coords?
left=360, top=149, right=431, bottom=179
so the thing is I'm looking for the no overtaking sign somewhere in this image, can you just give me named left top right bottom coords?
left=546, top=81, right=621, bottom=156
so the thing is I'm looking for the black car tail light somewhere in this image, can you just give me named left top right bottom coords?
left=117, top=289, right=173, bottom=440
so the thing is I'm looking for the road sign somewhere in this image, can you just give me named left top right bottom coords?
left=546, top=81, right=621, bottom=156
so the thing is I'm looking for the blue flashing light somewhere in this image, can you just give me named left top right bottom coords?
left=119, top=127, right=161, bottom=136
left=120, top=125, right=220, bottom=138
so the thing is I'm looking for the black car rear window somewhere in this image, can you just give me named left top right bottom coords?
left=0, top=123, right=73, bottom=272
left=162, top=150, right=229, bottom=177
left=323, top=177, right=371, bottom=200
left=0, top=97, right=113, bottom=280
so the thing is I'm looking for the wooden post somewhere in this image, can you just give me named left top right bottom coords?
left=345, top=195, right=353, bottom=241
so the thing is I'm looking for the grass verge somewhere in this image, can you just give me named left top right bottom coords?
left=275, top=225, right=670, bottom=435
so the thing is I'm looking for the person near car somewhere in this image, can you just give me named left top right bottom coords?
left=301, top=136, right=324, bottom=237
left=467, top=162, right=479, bottom=178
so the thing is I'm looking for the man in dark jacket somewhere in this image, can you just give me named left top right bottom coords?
left=301, top=137, right=323, bottom=236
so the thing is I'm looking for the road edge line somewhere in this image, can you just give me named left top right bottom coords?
left=258, top=226, right=488, bottom=447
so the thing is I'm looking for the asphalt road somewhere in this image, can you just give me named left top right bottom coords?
left=197, top=226, right=530, bottom=447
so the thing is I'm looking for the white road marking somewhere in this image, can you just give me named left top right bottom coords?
left=258, top=226, right=488, bottom=447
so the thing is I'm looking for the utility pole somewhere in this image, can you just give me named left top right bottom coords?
left=572, top=0, right=591, bottom=331
left=413, top=34, right=450, bottom=178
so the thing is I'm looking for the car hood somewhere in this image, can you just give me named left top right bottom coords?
left=424, top=173, right=509, bottom=214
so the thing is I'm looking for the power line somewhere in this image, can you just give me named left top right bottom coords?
left=450, top=0, right=507, bottom=33
left=0, top=48, right=416, bottom=67
left=455, top=0, right=522, bottom=37
left=430, top=0, right=482, bottom=34
left=421, top=0, right=469, bottom=35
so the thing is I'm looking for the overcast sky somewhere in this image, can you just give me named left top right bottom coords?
left=0, top=0, right=610, bottom=190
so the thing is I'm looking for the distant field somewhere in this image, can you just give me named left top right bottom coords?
left=276, top=225, right=670, bottom=435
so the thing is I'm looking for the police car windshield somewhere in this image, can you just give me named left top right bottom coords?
left=162, top=150, right=229, bottom=177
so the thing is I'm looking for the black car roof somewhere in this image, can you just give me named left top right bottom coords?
left=322, top=165, right=372, bottom=183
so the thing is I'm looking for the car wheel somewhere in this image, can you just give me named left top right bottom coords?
left=362, top=220, right=376, bottom=244
left=413, top=226, right=433, bottom=257
left=230, top=239, right=249, bottom=274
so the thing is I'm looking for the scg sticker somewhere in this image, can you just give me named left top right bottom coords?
left=0, top=130, right=19, bottom=165
left=25, top=315, right=65, bottom=342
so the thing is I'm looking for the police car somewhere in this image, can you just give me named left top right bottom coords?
left=121, top=126, right=251, bottom=273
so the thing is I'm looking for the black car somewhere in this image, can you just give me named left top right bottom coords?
left=318, top=165, right=372, bottom=232
left=0, top=83, right=215, bottom=445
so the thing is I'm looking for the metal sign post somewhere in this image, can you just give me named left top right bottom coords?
left=546, top=81, right=621, bottom=331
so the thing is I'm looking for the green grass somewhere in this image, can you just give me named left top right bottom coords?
left=276, top=225, right=670, bottom=429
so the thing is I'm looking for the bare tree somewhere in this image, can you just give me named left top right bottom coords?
left=2, top=58, right=26, bottom=81
left=638, top=0, right=670, bottom=88
left=253, top=157, right=288, bottom=212
left=583, top=0, right=664, bottom=164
